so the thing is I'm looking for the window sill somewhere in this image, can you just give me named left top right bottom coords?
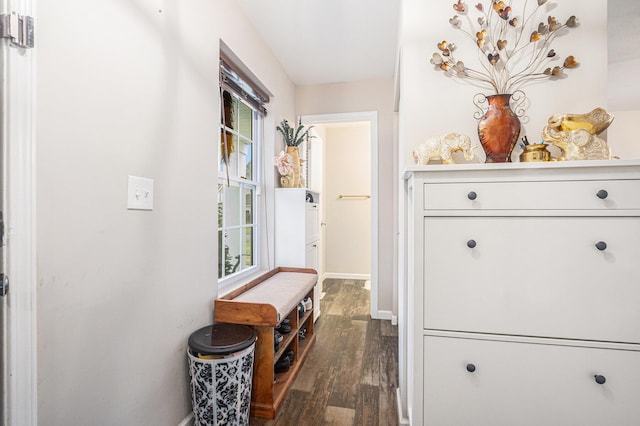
left=217, top=267, right=271, bottom=298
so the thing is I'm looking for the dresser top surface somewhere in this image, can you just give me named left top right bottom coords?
left=404, top=159, right=640, bottom=181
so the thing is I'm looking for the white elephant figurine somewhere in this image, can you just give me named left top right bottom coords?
left=413, top=132, right=476, bottom=165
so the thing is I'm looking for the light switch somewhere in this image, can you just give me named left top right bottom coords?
left=127, top=175, right=154, bottom=210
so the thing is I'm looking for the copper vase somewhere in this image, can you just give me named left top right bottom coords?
left=477, top=94, right=521, bottom=163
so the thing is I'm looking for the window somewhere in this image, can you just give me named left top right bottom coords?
left=218, top=89, right=260, bottom=281
left=217, top=51, right=269, bottom=284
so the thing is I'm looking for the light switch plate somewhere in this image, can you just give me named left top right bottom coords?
left=127, top=176, right=154, bottom=210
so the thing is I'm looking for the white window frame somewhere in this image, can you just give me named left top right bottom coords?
left=217, top=90, right=261, bottom=286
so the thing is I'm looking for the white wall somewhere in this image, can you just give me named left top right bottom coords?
left=35, top=1, right=295, bottom=424
left=321, top=124, right=371, bottom=277
left=607, top=0, right=640, bottom=159
left=296, top=78, right=396, bottom=314
left=607, top=111, right=640, bottom=159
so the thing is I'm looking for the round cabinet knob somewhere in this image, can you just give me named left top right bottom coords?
left=594, top=374, right=606, bottom=385
left=596, top=190, right=608, bottom=200
left=467, top=191, right=477, bottom=201
left=595, top=241, right=607, bottom=251
left=467, top=240, right=477, bottom=249
left=466, top=363, right=476, bottom=373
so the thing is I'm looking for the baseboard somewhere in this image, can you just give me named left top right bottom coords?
left=323, top=272, right=371, bottom=281
left=177, top=412, right=194, bottom=426
left=374, top=309, right=394, bottom=321
left=396, top=388, right=410, bottom=425
left=391, top=314, right=398, bottom=325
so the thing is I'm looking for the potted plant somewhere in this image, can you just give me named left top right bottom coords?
left=276, top=119, right=314, bottom=187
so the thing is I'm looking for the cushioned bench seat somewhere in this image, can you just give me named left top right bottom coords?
left=231, top=271, right=316, bottom=322
left=214, top=267, right=318, bottom=326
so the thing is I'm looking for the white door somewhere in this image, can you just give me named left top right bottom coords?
left=0, top=1, right=36, bottom=424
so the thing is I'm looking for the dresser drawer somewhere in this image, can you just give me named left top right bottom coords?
left=423, top=216, right=640, bottom=343
left=423, top=335, right=640, bottom=426
left=423, top=180, right=640, bottom=211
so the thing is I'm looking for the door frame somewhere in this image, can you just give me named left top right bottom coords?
left=300, top=111, right=381, bottom=319
left=1, top=0, right=37, bottom=424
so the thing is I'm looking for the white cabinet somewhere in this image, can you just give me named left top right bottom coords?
left=275, top=188, right=321, bottom=319
left=405, top=161, right=640, bottom=426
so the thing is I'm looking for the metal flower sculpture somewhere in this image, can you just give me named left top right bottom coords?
left=430, top=0, right=580, bottom=94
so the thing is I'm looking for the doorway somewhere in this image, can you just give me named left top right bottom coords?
left=300, top=112, right=379, bottom=319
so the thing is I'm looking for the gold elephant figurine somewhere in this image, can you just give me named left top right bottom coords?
left=542, top=107, right=614, bottom=161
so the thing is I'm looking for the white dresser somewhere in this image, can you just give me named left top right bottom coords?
left=275, top=188, right=321, bottom=319
left=405, top=160, right=640, bottom=426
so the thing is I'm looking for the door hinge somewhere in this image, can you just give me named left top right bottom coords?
left=0, top=12, right=34, bottom=49
left=0, top=274, right=8, bottom=296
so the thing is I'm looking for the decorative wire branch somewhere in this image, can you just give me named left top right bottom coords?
left=430, top=0, right=580, bottom=95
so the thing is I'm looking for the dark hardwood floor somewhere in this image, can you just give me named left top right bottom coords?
left=251, top=278, right=399, bottom=426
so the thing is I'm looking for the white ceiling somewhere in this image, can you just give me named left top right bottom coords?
left=237, top=0, right=400, bottom=86
left=237, top=1, right=634, bottom=87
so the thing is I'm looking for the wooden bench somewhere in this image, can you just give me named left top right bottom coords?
left=214, top=267, right=317, bottom=419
